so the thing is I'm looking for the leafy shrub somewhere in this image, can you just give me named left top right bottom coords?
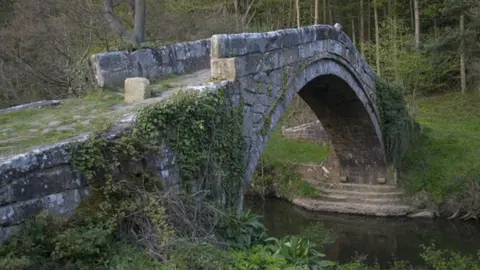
left=217, top=210, right=267, bottom=250
left=376, top=77, right=420, bottom=166
left=228, top=246, right=290, bottom=269
left=420, top=244, right=480, bottom=270
left=264, top=235, right=336, bottom=269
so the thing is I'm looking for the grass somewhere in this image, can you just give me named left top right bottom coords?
left=251, top=97, right=331, bottom=199
left=400, top=92, right=480, bottom=203
left=0, top=69, right=213, bottom=158
left=262, top=127, right=331, bottom=165
left=262, top=96, right=331, bottom=165
left=0, top=92, right=124, bottom=157
left=150, top=73, right=184, bottom=94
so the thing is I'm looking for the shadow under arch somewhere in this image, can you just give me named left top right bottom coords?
left=245, top=57, right=389, bottom=186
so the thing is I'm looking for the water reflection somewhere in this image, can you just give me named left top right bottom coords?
left=245, top=197, right=480, bottom=267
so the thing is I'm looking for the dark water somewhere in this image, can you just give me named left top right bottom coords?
left=244, top=197, right=480, bottom=268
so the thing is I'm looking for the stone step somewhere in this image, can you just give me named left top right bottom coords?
left=308, top=180, right=401, bottom=193
left=314, top=193, right=404, bottom=204
left=292, top=198, right=414, bottom=217
left=317, top=187, right=405, bottom=199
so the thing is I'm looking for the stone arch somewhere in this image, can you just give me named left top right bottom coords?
left=245, top=58, right=387, bottom=187
left=210, top=24, right=393, bottom=188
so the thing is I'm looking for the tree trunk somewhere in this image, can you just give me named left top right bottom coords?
left=296, top=0, right=300, bottom=28
left=314, top=0, right=319, bottom=24
left=103, top=0, right=133, bottom=40
left=393, top=0, right=399, bottom=82
left=351, top=18, right=356, bottom=45
left=374, top=4, right=381, bottom=75
left=414, top=0, right=420, bottom=49
left=410, top=0, right=414, bottom=30
left=367, top=0, right=371, bottom=42
left=460, top=14, right=466, bottom=94
left=329, top=5, right=333, bottom=25
left=323, top=0, right=327, bottom=24
left=103, top=0, right=146, bottom=44
left=133, top=0, right=146, bottom=44
left=360, top=0, right=365, bottom=55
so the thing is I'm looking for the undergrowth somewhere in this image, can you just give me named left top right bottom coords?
left=376, top=76, right=421, bottom=166
left=0, top=89, right=247, bottom=269
left=400, top=92, right=480, bottom=218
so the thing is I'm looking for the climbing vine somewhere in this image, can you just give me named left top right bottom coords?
left=45, top=88, right=247, bottom=266
left=70, top=88, right=245, bottom=207
left=376, top=76, right=420, bottom=166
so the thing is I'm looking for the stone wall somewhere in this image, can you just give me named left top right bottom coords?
left=210, top=25, right=392, bottom=186
left=0, top=81, right=228, bottom=242
left=281, top=121, right=330, bottom=144
left=90, top=39, right=211, bottom=89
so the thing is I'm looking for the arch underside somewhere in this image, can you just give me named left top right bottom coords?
left=242, top=57, right=390, bottom=186
left=298, top=74, right=386, bottom=184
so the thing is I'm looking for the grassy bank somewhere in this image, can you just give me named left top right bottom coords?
left=248, top=97, right=331, bottom=199
left=401, top=92, right=480, bottom=215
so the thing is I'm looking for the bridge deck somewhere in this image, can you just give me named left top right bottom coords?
left=0, top=69, right=211, bottom=158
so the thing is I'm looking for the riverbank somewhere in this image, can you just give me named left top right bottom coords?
left=245, top=197, right=480, bottom=268
left=400, top=92, right=480, bottom=219
left=250, top=92, right=480, bottom=220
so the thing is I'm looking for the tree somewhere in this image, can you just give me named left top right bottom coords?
left=296, top=0, right=300, bottom=27
left=413, top=0, right=421, bottom=49
left=103, top=0, right=146, bottom=44
left=373, top=0, right=382, bottom=75
left=359, top=0, right=365, bottom=55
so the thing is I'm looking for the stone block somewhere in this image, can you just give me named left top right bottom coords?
left=339, top=176, right=348, bottom=182
left=124, top=77, right=151, bottom=104
left=377, top=177, right=386, bottom=184
left=211, top=58, right=237, bottom=81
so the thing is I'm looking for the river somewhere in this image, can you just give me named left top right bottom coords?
left=244, top=197, right=480, bottom=268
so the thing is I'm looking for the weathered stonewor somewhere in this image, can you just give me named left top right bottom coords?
left=90, top=39, right=211, bottom=89
left=0, top=81, right=229, bottom=242
left=281, top=120, right=330, bottom=144
left=0, top=24, right=410, bottom=239
left=210, top=24, right=394, bottom=187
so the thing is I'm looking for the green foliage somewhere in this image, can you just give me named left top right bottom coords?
left=167, top=242, right=232, bottom=270
left=218, top=210, right=267, bottom=250
left=0, top=89, right=247, bottom=268
left=362, top=18, right=453, bottom=94
left=400, top=93, right=480, bottom=210
left=228, top=246, right=290, bottom=269
left=71, top=89, right=245, bottom=208
left=420, top=244, right=480, bottom=270
left=376, top=76, right=420, bottom=166
left=0, top=211, right=117, bottom=269
left=297, top=222, right=336, bottom=251
left=264, top=235, right=336, bottom=269
left=250, top=159, right=320, bottom=199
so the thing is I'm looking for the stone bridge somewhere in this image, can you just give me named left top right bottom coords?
left=0, top=25, right=404, bottom=240
left=209, top=27, right=389, bottom=187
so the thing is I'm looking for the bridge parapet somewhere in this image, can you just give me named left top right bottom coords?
left=90, top=39, right=211, bottom=89
left=210, top=25, right=376, bottom=103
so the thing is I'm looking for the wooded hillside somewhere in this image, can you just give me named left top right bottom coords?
left=0, top=0, right=478, bottom=108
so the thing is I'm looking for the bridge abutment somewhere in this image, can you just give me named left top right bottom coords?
left=211, top=25, right=391, bottom=187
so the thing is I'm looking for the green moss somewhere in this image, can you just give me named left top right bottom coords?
left=400, top=92, right=480, bottom=204
left=0, top=92, right=123, bottom=156
left=70, top=88, right=246, bottom=208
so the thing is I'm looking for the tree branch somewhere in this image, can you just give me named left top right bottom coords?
left=103, top=0, right=133, bottom=40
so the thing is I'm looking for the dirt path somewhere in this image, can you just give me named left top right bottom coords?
left=0, top=69, right=212, bottom=158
